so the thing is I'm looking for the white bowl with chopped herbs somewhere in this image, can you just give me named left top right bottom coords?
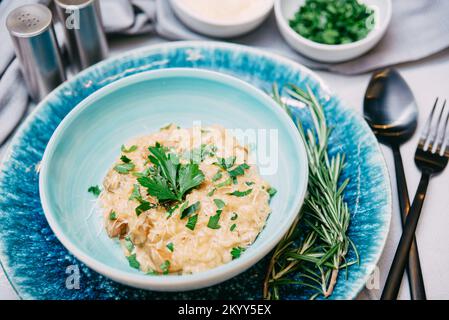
left=275, top=0, right=392, bottom=63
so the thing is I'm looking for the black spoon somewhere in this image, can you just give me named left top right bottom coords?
left=364, top=68, right=426, bottom=300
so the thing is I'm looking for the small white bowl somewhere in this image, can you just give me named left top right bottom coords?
left=170, top=0, right=274, bottom=38
left=275, top=0, right=392, bottom=63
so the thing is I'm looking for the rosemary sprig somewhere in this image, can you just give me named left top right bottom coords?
left=263, top=84, right=358, bottom=300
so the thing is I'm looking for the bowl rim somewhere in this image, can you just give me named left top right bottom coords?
left=38, top=68, right=309, bottom=290
left=170, top=0, right=275, bottom=27
left=274, top=0, right=392, bottom=51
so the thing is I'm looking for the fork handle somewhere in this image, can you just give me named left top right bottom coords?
left=381, top=172, right=430, bottom=300
left=392, top=146, right=426, bottom=300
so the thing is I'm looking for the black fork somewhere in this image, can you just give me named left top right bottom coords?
left=382, top=98, right=449, bottom=300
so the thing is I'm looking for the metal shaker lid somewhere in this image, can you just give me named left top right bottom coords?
left=54, top=0, right=96, bottom=9
left=6, top=4, right=53, bottom=38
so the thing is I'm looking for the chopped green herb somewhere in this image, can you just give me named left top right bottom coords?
left=215, top=156, right=236, bottom=170
left=180, top=201, right=200, bottom=219
left=184, top=144, right=217, bottom=163
left=127, top=254, right=140, bottom=269
left=166, top=242, right=174, bottom=252
left=231, top=247, right=245, bottom=260
left=289, top=0, right=375, bottom=45
left=146, top=269, right=159, bottom=275
left=207, top=210, right=222, bottom=229
left=137, top=143, right=205, bottom=203
left=212, top=171, right=223, bottom=182
left=228, top=163, right=250, bottom=179
left=228, top=189, right=253, bottom=197
left=160, top=260, right=170, bottom=275
left=114, top=162, right=135, bottom=174
left=88, top=185, right=101, bottom=197
left=207, top=188, right=216, bottom=197
left=267, top=187, right=277, bottom=198
left=213, top=199, right=226, bottom=210
left=216, top=178, right=232, bottom=188
left=109, top=211, right=117, bottom=220
left=136, top=200, right=156, bottom=216
left=121, top=144, right=138, bottom=153
left=129, top=184, right=142, bottom=202
left=245, top=181, right=255, bottom=186
left=120, top=155, right=132, bottom=163
left=167, top=204, right=179, bottom=218
left=230, top=224, right=237, bottom=232
left=186, top=214, right=198, bottom=231
left=124, top=236, right=134, bottom=252
left=231, top=212, right=238, bottom=220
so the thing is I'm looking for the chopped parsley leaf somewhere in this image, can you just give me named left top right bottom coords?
left=231, top=212, right=238, bottom=220
left=213, top=199, right=226, bottom=210
left=166, top=242, right=174, bottom=252
left=120, top=155, right=132, bottom=163
left=207, top=210, right=222, bottom=229
left=207, top=188, right=216, bottom=197
left=231, top=247, right=245, bottom=260
left=124, top=236, right=134, bottom=252
left=245, top=181, right=255, bottom=186
left=228, top=189, right=253, bottom=197
left=160, top=260, right=170, bottom=275
left=230, top=224, right=236, bottom=232
left=186, top=214, right=198, bottom=231
left=129, top=184, right=142, bottom=202
left=268, top=187, right=277, bottom=197
left=114, top=162, right=135, bottom=174
left=88, top=185, right=101, bottom=197
left=215, top=156, right=236, bottom=170
left=212, top=171, right=223, bottom=182
left=127, top=254, right=140, bottom=269
left=180, top=201, right=200, bottom=219
left=136, top=200, right=156, bottom=216
left=216, top=178, right=232, bottom=188
left=109, top=211, right=117, bottom=220
left=121, top=145, right=138, bottom=153
left=228, top=163, right=250, bottom=179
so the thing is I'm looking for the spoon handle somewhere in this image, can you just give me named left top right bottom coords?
left=392, top=146, right=426, bottom=300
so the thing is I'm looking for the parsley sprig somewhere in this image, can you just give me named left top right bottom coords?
left=137, top=143, right=205, bottom=204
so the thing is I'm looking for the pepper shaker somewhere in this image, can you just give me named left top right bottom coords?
left=6, top=4, right=66, bottom=102
left=54, top=0, right=109, bottom=71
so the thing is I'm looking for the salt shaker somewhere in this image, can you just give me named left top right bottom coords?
left=6, top=4, right=66, bottom=102
left=54, top=0, right=109, bottom=71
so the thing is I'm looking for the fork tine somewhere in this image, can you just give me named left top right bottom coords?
left=439, top=107, right=449, bottom=156
left=420, top=98, right=438, bottom=149
left=432, top=99, right=448, bottom=153
left=424, top=99, right=445, bottom=151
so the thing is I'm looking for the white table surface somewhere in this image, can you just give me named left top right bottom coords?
left=1, top=34, right=448, bottom=300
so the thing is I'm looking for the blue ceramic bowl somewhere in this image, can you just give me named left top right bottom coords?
left=39, top=68, right=309, bottom=291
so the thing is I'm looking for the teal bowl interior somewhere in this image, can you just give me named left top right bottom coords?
left=39, top=68, right=308, bottom=290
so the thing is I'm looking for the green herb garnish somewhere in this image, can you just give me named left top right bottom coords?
left=212, top=171, right=223, bottom=182
left=213, top=199, right=226, bottom=210
left=207, top=210, right=222, bottom=229
left=215, top=178, right=232, bottom=188
left=228, top=189, right=252, bottom=197
left=88, top=185, right=101, bottom=197
left=180, top=201, right=200, bottom=219
left=186, top=214, right=198, bottom=231
left=114, top=162, right=135, bottom=174
left=121, top=144, right=138, bottom=153
left=267, top=187, right=277, bottom=198
left=264, top=83, right=357, bottom=300
left=230, top=224, right=236, bottom=232
left=289, top=0, right=375, bottom=45
left=127, top=254, right=140, bottom=269
left=215, top=156, right=236, bottom=170
left=207, top=188, right=216, bottom=197
left=245, top=181, right=255, bottom=186
left=228, top=163, right=250, bottom=179
left=129, top=184, right=142, bottom=202
left=137, top=143, right=205, bottom=203
left=166, top=242, right=174, bottom=252
left=124, top=236, right=134, bottom=252
left=160, top=260, right=170, bottom=275
left=231, top=212, right=238, bottom=221
left=120, top=155, right=132, bottom=163
left=136, top=200, right=156, bottom=216
left=231, top=247, right=245, bottom=260
left=109, top=211, right=117, bottom=220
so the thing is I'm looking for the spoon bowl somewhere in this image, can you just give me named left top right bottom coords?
left=364, top=69, right=418, bottom=144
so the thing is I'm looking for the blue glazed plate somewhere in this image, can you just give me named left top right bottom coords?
left=0, top=41, right=391, bottom=300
